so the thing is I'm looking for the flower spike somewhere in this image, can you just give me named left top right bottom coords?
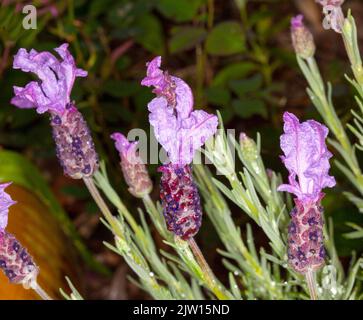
left=142, top=57, right=218, bottom=240
left=11, top=44, right=99, bottom=179
left=278, top=112, right=336, bottom=275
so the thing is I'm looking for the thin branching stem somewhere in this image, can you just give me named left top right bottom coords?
left=187, top=237, right=229, bottom=300
left=83, top=177, right=120, bottom=236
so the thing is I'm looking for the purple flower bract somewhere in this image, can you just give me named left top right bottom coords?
left=141, top=56, right=218, bottom=165
left=0, top=183, right=16, bottom=232
left=277, top=112, right=336, bottom=202
left=11, top=43, right=87, bottom=115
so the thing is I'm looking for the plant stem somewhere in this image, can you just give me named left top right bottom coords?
left=30, top=281, right=53, bottom=300
left=305, top=269, right=318, bottom=300
left=83, top=177, right=117, bottom=233
left=187, top=238, right=229, bottom=300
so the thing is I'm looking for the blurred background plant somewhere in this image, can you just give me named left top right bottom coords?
left=0, top=0, right=363, bottom=299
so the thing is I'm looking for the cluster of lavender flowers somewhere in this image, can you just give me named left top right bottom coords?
left=3, top=3, right=343, bottom=298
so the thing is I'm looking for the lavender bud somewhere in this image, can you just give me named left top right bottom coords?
left=291, top=15, right=316, bottom=59
left=51, top=103, right=99, bottom=179
left=0, top=231, right=39, bottom=287
left=239, top=132, right=259, bottom=162
left=239, top=132, right=265, bottom=177
left=121, top=159, right=153, bottom=198
left=159, top=164, right=202, bottom=240
left=111, top=133, right=153, bottom=198
left=287, top=198, right=325, bottom=274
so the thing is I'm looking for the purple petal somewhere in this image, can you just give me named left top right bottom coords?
left=141, top=56, right=193, bottom=119
left=173, top=76, right=193, bottom=119
left=0, top=183, right=16, bottom=231
left=11, top=43, right=87, bottom=115
left=291, top=14, right=304, bottom=30
left=178, top=110, right=218, bottom=164
left=148, top=96, right=179, bottom=163
left=147, top=97, right=217, bottom=165
left=278, top=112, right=336, bottom=200
left=110, top=132, right=138, bottom=161
left=143, top=56, right=218, bottom=165
left=140, top=56, right=163, bottom=88
left=316, top=0, right=344, bottom=6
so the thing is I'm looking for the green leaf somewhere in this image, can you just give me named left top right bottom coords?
left=232, top=98, right=267, bottom=118
left=134, top=14, right=164, bottom=55
left=212, top=62, right=256, bottom=87
left=219, top=108, right=234, bottom=124
left=89, top=0, right=116, bottom=17
left=206, top=21, right=245, bottom=56
left=156, top=0, right=205, bottom=22
left=205, top=86, right=231, bottom=106
left=169, top=26, right=206, bottom=54
left=229, top=74, right=263, bottom=97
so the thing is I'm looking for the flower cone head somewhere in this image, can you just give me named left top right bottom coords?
left=51, top=103, right=99, bottom=179
left=287, top=197, right=325, bottom=273
left=0, top=231, right=39, bottom=287
left=159, top=164, right=202, bottom=240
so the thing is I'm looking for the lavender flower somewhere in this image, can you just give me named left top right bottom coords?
left=11, top=44, right=99, bottom=179
left=0, top=183, right=39, bottom=286
left=278, top=112, right=336, bottom=274
left=316, top=0, right=345, bottom=33
left=142, top=56, right=218, bottom=240
left=111, top=133, right=152, bottom=198
left=290, top=15, right=315, bottom=59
